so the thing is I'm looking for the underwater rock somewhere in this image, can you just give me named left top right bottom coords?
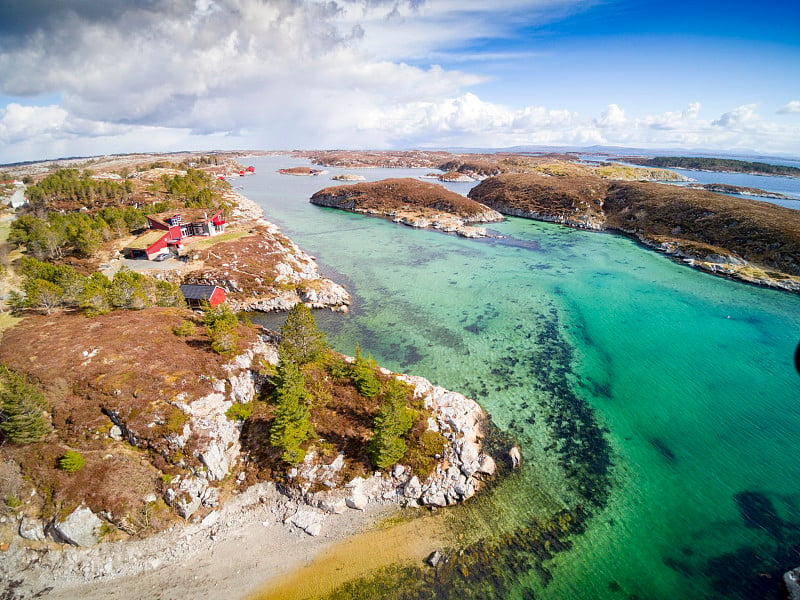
left=784, top=566, right=800, bottom=600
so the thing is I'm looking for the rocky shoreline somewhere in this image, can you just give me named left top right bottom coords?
left=0, top=327, right=506, bottom=598
left=0, top=330, right=510, bottom=599
left=0, top=345, right=505, bottom=599
left=468, top=173, right=800, bottom=294
left=309, top=177, right=504, bottom=239
left=184, top=189, right=351, bottom=312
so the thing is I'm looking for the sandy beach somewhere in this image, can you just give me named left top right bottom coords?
left=5, top=482, right=412, bottom=600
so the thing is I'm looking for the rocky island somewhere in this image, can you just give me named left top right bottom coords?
left=309, top=177, right=503, bottom=238
left=620, top=155, right=800, bottom=177
left=468, top=173, right=800, bottom=292
left=687, top=182, right=795, bottom=200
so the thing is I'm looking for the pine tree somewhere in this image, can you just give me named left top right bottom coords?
left=351, top=345, right=381, bottom=398
left=80, top=272, right=111, bottom=316
left=278, top=303, right=327, bottom=365
left=202, top=303, right=240, bottom=355
left=269, top=359, right=315, bottom=463
left=368, top=378, right=414, bottom=470
left=0, top=365, right=50, bottom=444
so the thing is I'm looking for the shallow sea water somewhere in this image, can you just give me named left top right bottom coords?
left=242, top=155, right=800, bottom=600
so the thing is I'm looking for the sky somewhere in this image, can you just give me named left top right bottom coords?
left=0, top=0, right=799, bottom=164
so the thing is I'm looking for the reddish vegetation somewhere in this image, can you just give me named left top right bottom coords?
left=311, top=177, right=494, bottom=218
left=182, top=226, right=292, bottom=300
left=0, top=308, right=257, bottom=523
left=469, top=173, right=607, bottom=221
left=603, top=182, right=800, bottom=275
left=469, top=172, right=800, bottom=279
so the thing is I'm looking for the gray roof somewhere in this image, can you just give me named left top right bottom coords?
left=179, top=284, right=223, bottom=300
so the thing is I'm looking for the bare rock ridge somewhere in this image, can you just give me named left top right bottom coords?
left=468, top=173, right=800, bottom=293
left=310, top=177, right=503, bottom=238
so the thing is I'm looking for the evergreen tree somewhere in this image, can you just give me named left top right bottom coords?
left=368, top=379, right=414, bottom=470
left=155, top=280, right=185, bottom=307
left=59, top=450, right=86, bottom=472
left=108, top=268, right=148, bottom=309
left=202, top=303, right=240, bottom=355
left=351, top=345, right=381, bottom=398
left=278, top=303, right=327, bottom=365
left=269, top=359, right=314, bottom=463
left=0, top=365, right=50, bottom=444
left=25, top=279, right=64, bottom=314
left=80, top=272, right=111, bottom=316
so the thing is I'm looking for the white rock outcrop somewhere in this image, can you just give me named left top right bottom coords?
left=287, top=371, right=503, bottom=512
left=18, top=516, right=46, bottom=542
left=50, top=506, right=103, bottom=547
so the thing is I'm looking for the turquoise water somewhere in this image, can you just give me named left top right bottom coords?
left=240, top=156, right=800, bottom=599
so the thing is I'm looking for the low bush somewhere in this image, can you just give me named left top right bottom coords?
left=58, top=450, right=86, bottom=473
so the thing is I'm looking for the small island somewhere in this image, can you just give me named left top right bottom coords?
left=330, top=173, right=366, bottom=181
left=687, top=182, right=794, bottom=200
left=278, top=166, right=327, bottom=176
left=310, top=177, right=504, bottom=237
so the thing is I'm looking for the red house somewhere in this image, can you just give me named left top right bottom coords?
left=123, top=208, right=226, bottom=260
left=180, top=284, right=227, bottom=308
left=146, top=208, right=226, bottom=239
left=122, top=230, right=171, bottom=260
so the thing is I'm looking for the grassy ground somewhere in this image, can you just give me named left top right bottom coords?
left=0, top=312, right=21, bottom=334
left=186, top=229, right=250, bottom=250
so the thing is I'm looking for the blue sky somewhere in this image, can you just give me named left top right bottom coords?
left=0, top=0, right=798, bottom=163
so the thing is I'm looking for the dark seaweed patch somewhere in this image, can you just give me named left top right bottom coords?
left=702, top=492, right=800, bottom=600
left=663, top=555, right=693, bottom=577
left=321, top=508, right=590, bottom=600
left=650, top=437, right=677, bottom=463
left=734, top=491, right=784, bottom=539
left=704, top=546, right=784, bottom=600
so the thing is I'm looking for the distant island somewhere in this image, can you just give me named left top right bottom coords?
left=687, top=183, right=794, bottom=200
left=619, top=156, right=800, bottom=177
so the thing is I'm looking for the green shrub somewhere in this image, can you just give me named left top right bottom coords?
left=4, top=494, right=22, bottom=510
left=172, top=319, right=196, bottom=336
left=225, top=401, right=254, bottom=422
left=163, top=408, right=188, bottom=435
left=203, top=304, right=240, bottom=355
left=59, top=450, right=86, bottom=473
left=351, top=346, right=381, bottom=398
left=404, top=429, right=448, bottom=478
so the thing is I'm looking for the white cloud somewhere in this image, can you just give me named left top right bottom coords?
left=778, top=100, right=800, bottom=114
left=712, top=104, right=759, bottom=129
left=0, top=0, right=798, bottom=161
left=595, top=104, right=626, bottom=128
